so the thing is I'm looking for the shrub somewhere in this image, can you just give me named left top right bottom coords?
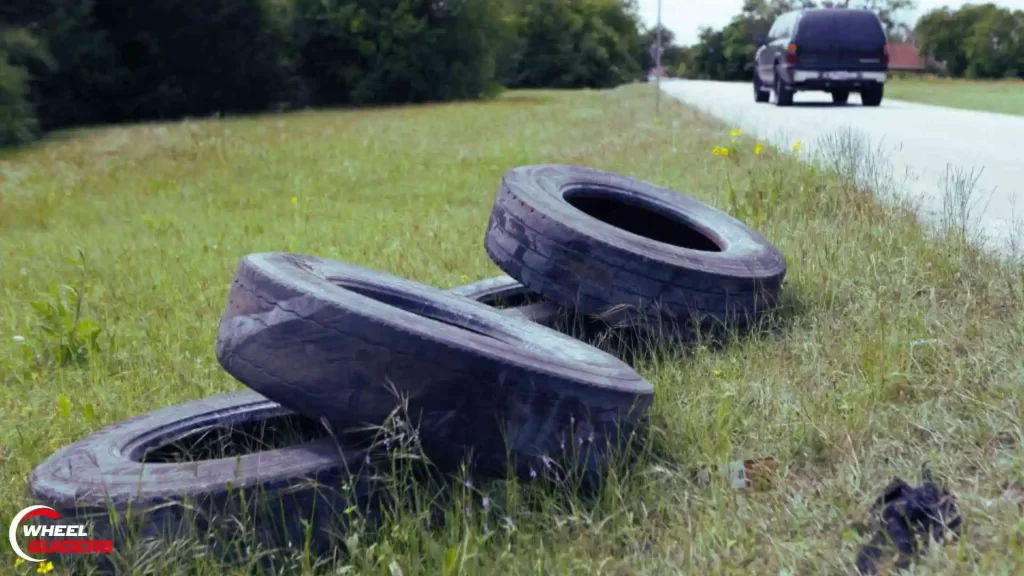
left=0, top=52, right=37, bottom=147
left=501, top=0, right=643, bottom=89
left=293, top=0, right=509, bottom=106
left=89, top=0, right=294, bottom=120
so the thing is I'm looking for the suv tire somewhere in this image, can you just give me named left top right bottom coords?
left=754, top=73, right=770, bottom=103
left=831, top=90, right=850, bottom=105
left=773, top=69, right=794, bottom=107
left=861, top=85, right=883, bottom=107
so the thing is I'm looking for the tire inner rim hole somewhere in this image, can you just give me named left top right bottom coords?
left=333, top=280, right=505, bottom=341
left=478, top=290, right=545, bottom=309
left=563, top=188, right=723, bottom=252
left=136, top=414, right=329, bottom=463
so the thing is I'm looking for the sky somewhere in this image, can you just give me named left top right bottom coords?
left=635, top=0, right=1024, bottom=46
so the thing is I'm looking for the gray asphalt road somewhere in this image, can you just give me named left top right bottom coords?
left=661, top=80, right=1024, bottom=256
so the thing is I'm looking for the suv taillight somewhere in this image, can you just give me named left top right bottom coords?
left=882, top=44, right=890, bottom=66
left=785, top=43, right=798, bottom=65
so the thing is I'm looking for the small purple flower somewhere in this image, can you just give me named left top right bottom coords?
left=529, top=467, right=537, bottom=479
left=482, top=496, right=491, bottom=511
left=464, top=480, right=473, bottom=489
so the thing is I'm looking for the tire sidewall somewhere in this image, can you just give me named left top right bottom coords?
left=495, top=165, right=786, bottom=280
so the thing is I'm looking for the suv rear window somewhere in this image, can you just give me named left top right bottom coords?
left=796, top=10, right=886, bottom=50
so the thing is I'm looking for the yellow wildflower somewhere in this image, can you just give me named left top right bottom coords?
left=713, top=369, right=724, bottom=378
left=36, top=561, right=54, bottom=575
left=791, top=141, right=802, bottom=153
left=15, top=558, right=25, bottom=568
left=712, top=146, right=730, bottom=157
left=729, top=128, right=742, bottom=142
left=754, top=142, right=764, bottom=156
left=290, top=196, right=298, bottom=206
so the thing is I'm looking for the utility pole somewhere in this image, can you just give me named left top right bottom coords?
left=655, top=0, right=662, bottom=115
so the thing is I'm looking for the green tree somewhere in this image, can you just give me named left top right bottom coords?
left=504, top=0, right=642, bottom=89
left=691, top=27, right=728, bottom=80
left=962, top=5, right=1023, bottom=79
left=293, top=0, right=508, bottom=105
left=90, top=0, right=294, bottom=120
left=916, top=4, right=1023, bottom=79
left=0, top=0, right=122, bottom=129
left=0, top=46, right=37, bottom=146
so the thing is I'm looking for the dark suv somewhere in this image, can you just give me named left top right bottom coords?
left=753, top=8, right=889, bottom=107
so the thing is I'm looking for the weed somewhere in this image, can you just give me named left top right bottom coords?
left=26, top=249, right=101, bottom=367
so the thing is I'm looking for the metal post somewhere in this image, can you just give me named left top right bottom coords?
left=655, top=0, right=662, bottom=115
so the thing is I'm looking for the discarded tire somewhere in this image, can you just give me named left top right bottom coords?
left=448, top=274, right=563, bottom=328
left=484, top=164, right=787, bottom=327
left=28, top=390, right=376, bottom=562
left=215, top=253, right=653, bottom=479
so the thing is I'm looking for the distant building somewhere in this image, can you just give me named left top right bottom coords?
left=888, top=42, right=945, bottom=73
left=647, top=66, right=670, bottom=79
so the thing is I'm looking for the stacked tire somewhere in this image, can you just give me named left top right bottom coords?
left=484, top=165, right=786, bottom=329
left=25, top=165, right=785, bottom=567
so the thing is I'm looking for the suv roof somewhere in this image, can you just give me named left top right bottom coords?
left=793, top=8, right=886, bottom=51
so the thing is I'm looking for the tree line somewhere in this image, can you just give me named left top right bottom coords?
left=914, top=3, right=1024, bottom=79
left=1, top=0, right=662, bottom=147
left=660, top=0, right=1023, bottom=83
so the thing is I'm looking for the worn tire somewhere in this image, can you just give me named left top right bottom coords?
left=484, top=165, right=787, bottom=328
left=27, top=390, right=375, bottom=564
left=448, top=274, right=563, bottom=328
left=753, top=73, right=770, bottom=103
left=215, top=253, right=653, bottom=479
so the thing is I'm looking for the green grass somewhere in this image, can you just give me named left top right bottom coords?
left=887, top=77, right=1024, bottom=116
left=2, top=85, right=1023, bottom=574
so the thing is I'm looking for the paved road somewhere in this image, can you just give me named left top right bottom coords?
left=661, top=80, right=1024, bottom=256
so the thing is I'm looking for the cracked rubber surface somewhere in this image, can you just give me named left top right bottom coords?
left=28, top=390, right=376, bottom=559
left=215, top=253, right=653, bottom=479
left=484, top=165, right=787, bottom=326
left=448, top=274, right=563, bottom=328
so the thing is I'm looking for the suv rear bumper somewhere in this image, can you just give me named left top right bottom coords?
left=790, top=69, right=886, bottom=91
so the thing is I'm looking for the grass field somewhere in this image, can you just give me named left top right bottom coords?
left=1, top=85, right=1023, bottom=574
left=887, top=76, right=1024, bottom=116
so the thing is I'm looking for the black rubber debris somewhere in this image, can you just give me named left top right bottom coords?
left=854, top=469, right=962, bottom=575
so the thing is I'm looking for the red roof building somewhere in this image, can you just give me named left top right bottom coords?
left=888, top=42, right=944, bottom=72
